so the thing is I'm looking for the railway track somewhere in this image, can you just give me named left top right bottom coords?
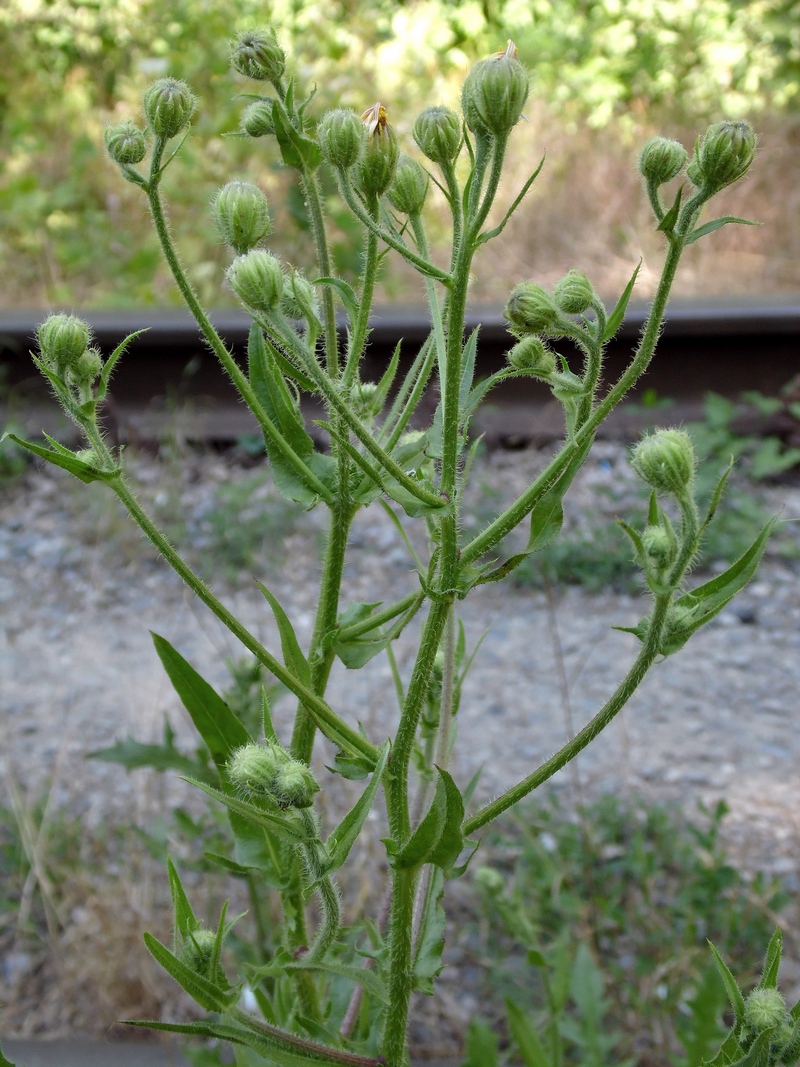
left=2, top=300, right=798, bottom=448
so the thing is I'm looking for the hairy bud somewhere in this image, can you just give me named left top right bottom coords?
left=181, top=928, right=226, bottom=984
left=356, top=103, right=398, bottom=197
left=241, top=99, right=275, bottom=138
left=272, top=761, right=319, bottom=808
left=687, top=121, right=756, bottom=194
left=282, top=271, right=320, bottom=323
left=231, top=29, right=286, bottom=84
left=413, top=106, right=461, bottom=166
left=553, top=270, right=597, bottom=315
left=104, top=120, right=147, bottom=166
left=638, top=137, right=687, bottom=186
left=228, top=741, right=319, bottom=808
left=212, top=180, right=271, bottom=255
left=318, top=108, right=364, bottom=170
left=143, top=78, right=196, bottom=140
left=504, top=282, right=559, bottom=334
left=72, top=348, right=103, bottom=384
left=462, top=41, right=528, bottom=139
left=226, top=250, right=284, bottom=312
left=37, top=314, right=91, bottom=374
left=743, top=988, right=787, bottom=1034
left=388, top=155, right=429, bottom=215
left=507, top=336, right=556, bottom=377
left=631, top=429, right=696, bottom=496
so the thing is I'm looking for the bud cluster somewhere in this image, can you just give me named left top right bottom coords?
left=228, top=741, right=319, bottom=808
left=37, top=314, right=104, bottom=387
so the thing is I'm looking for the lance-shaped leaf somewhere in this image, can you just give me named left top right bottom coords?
left=143, top=931, right=236, bottom=1013
left=323, top=740, right=390, bottom=873
left=412, top=868, right=445, bottom=994
left=258, top=582, right=311, bottom=688
left=391, top=772, right=447, bottom=870
left=254, top=956, right=388, bottom=1004
left=476, top=155, right=545, bottom=246
left=728, top=1029, right=775, bottom=1067
left=333, top=595, right=424, bottom=670
left=167, top=857, right=199, bottom=948
left=686, top=216, right=760, bottom=246
left=656, top=185, right=684, bottom=236
left=88, top=732, right=218, bottom=786
left=428, top=768, right=464, bottom=870
left=758, top=927, right=783, bottom=989
left=505, top=999, right=550, bottom=1067
left=183, top=776, right=313, bottom=843
left=152, top=633, right=251, bottom=769
left=2, top=432, right=116, bottom=484
left=602, top=261, right=641, bottom=342
left=272, top=100, right=323, bottom=172
left=708, top=940, right=746, bottom=1026
left=96, top=329, right=147, bottom=402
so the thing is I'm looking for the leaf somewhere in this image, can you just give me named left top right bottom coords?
left=505, top=999, right=551, bottom=1067
left=0, top=1043, right=16, bottom=1067
left=87, top=735, right=217, bottom=785
left=324, top=741, right=390, bottom=873
left=261, top=958, right=387, bottom=1004
left=314, top=276, right=360, bottom=322
left=687, top=216, right=760, bottom=245
left=182, top=776, right=312, bottom=843
left=603, top=261, right=641, bottom=342
left=708, top=941, right=746, bottom=1025
left=727, top=1029, right=774, bottom=1067
left=203, top=851, right=257, bottom=876
left=143, top=931, right=234, bottom=1013
left=758, top=927, right=783, bottom=989
left=2, top=432, right=113, bottom=484
left=462, top=1018, right=499, bottom=1067
left=272, top=100, right=322, bottom=171
left=168, top=857, right=198, bottom=943
left=656, top=184, right=684, bottom=235
left=476, top=155, right=545, bottom=245
left=96, top=329, right=147, bottom=402
left=372, top=339, right=403, bottom=412
left=428, top=768, right=465, bottom=871
left=152, top=633, right=251, bottom=770
left=333, top=596, right=423, bottom=670
left=257, top=582, right=311, bottom=687
left=392, top=773, right=447, bottom=870
left=413, top=868, right=446, bottom=995
left=701, top=459, right=734, bottom=533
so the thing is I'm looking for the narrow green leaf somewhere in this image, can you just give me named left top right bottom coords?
left=314, top=276, right=360, bottom=322
left=143, top=931, right=233, bottom=1012
left=96, top=329, right=147, bottom=401
left=758, top=927, right=783, bottom=989
left=701, top=459, right=734, bottom=533
left=603, top=261, right=641, bottom=342
left=656, top=185, right=684, bottom=235
left=87, top=735, right=217, bottom=785
left=687, top=216, right=760, bottom=245
left=324, top=741, right=390, bottom=873
left=272, top=101, right=322, bottom=171
left=182, top=776, right=312, bottom=843
left=393, top=773, right=447, bottom=869
left=167, top=857, right=198, bottom=942
left=506, top=999, right=550, bottom=1067
left=462, top=1019, right=499, bottom=1067
left=372, top=339, right=403, bottom=411
left=428, top=768, right=464, bottom=870
left=727, top=1028, right=774, bottom=1067
left=412, top=868, right=445, bottom=994
left=708, top=941, right=746, bottom=1025
left=2, top=433, right=111, bottom=484
left=152, top=633, right=251, bottom=769
left=272, top=959, right=387, bottom=1004
left=262, top=687, right=279, bottom=744
left=617, top=519, right=644, bottom=561
left=257, top=582, right=311, bottom=687
left=476, top=155, right=545, bottom=245
left=203, top=851, right=256, bottom=876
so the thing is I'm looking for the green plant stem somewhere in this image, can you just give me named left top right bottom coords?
left=383, top=867, right=417, bottom=1067
left=469, top=138, right=506, bottom=241
left=462, top=593, right=672, bottom=835
left=440, top=159, right=463, bottom=265
left=343, top=195, right=379, bottom=388
left=109, top=476, right=377, bottom=763
left=337, top=591, right=423, bottom=642
left=300, top=171, right=339, bottom=377
left=299, top=810, right=341, bottom=963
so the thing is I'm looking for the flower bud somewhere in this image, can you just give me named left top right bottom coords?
left=352, top=382, right=381, bottom=419
left=212, top=180, right=271, bottom=255
left=461, top=41, right=528, bottom=139
left=37, top=314, right=91, bottom=373
left=687, top=121, right=756, bottom=193
left=631, top=429, right=696, bottom=496
left=642, top=525, right=674, bottom=566
left=226, top=249, right=284, bottom=313
left=743, top=988, right=787, bottom=1034
left=181, top=928, right=226, bottom=984
left=241, top=99, right=275, bottom=138
left=318, top=108, right=364, bottom=170
left=72, top=348, right=103, bottom=384
left=228, top=742, right=282, bottom=797
left=413, top=106, right=461, bottom=166
left=104, top=120, right=147, bottom=166
left=553, top=270, right=597, bottom=315
left=638, top=137, right=687, bottom=186
left=356, top=103, right=399, bottom=198
left=503, top=282, right=559, bottom=334
left=474, top=866, right=504, bottom=893
left=388, top=155, right=429, bottom=215
left=282, top=271, right=320, bottom=322
left=143, top=78, right=196, bottom=140
left=507, top=336, right=556, bottom=377
left=272, top=761, right=319, bottom=808
left=231, top=29, right=286, bottom=84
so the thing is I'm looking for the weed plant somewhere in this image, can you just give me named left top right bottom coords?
left=3, top=29, right=798, bottom=1067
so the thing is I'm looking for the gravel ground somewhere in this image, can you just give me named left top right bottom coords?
left=2, top=440, right=800, bottom=1042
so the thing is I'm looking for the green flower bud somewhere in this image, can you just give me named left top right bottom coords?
left=474, top=866, right=504, bottom=893
left=143, top=78, right=196, bottom=140
left=228, top=742, right=282, bottom=797
left=413, top=106, right=461, bottom=166
left=503, top=282, right=559, bottom=334
left=462, top=40, right=529, bottom=139
left=104, top=120, right=147, bottom=166
left=241, top=99, right=275, bottom=138
left=553, top=270, right=597, bottom=315
left=318, top=108, right=364, bottom=170
left=631, top=429, right=696, bottom=496
left=181, top=928, right=226, bottom=984
left=638, top=137, right=687, bottom=186
left=642, top=525, right=674, bottom=566
left=356, top=103, right=399, bottom=198
left=37, top=314, right=91, bottom=373
left=352, top=381, right=381, bottom=419
left=226, top=249, right=284, bottom=313
left=72, top=348, right=103, bottom=384
left=282, top=271, right=320, bottom=322
left=687, top=121, right=756, bottom=193
left=231, top=29, right=286, bottom=84
left=743, top=988, right=787, bottom=1034
left=507, top=336, right=556, bottom=377
left=212, top=180, right=271, bottom=256
left=272, top=761, right=319, bottom=808
left=388, top=155, right=429, bottom=215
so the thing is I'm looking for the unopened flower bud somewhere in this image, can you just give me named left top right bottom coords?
left=226, top=250, right=284, bottom=312
left=356, top=103, right=398, bottom=197
left=212, top=180, right=271, bottom=255
left=104, top=120, right=147, bottom=166
left=353, top=382, right=380, bottom=418
left=37, top=314, right=91, bottom=373
left=413, top=106, right=461, bottom=166
left=282, top=271, right=320, bottom=322
left=631, top=429, right=695, bottom=496
left=642, top=525, right=674, bottom=565
left=474, top=866, right=504, bottom=893
left=504, top=282, right=559, bottom=334
left=181, top=928, right=226, bottom=984
left=231, top=29, right=286, bottom=84
left=318, top=109, right=364, bottom=170
left=272, top=761, right=319, bottom=808
left=553, top=270, right=597, bottom=315
left=388, top=155, right=429, bottom=215
left=241, top=99, right=275, bottom=138
left=228, top=743, right=282, bottom=797
left=72, top=348, right=103, bottom=384
left=507, top=336, right=556, bottom=377
left=687, top=121, right=756, bottom=193
left=638, top=137, right=687, bottom=186
left=743, top=988, right=787, bottom=1034
left=462, top=41, right=528, bottom=139
left=143, top=78, right=196, bottom=140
